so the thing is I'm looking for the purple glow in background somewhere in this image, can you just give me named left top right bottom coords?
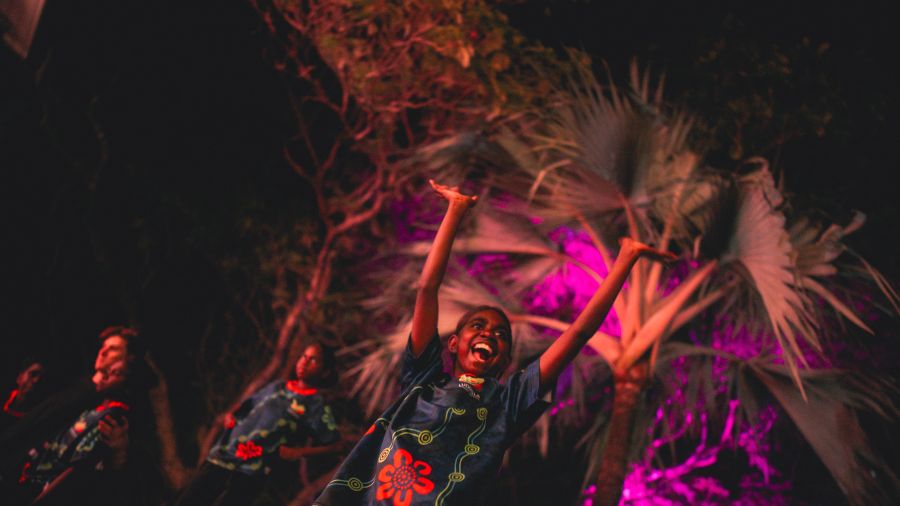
left=581, top=400, right=788, bottom=505
left=517, top=227, right=798, bottom=504
left=525, top=227, right=620, bottom=336
left=392, top=197, right=885, bottom=503
left=499, top=226, right=793, bottom=503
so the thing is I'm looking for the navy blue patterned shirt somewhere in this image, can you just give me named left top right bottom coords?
left=21, top=398, right=130, bottom=487
left=207, top=380, right=339, bottom=476
left=315, top=334, right=548, bottom=505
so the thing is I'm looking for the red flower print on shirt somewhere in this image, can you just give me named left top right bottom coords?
left=235, top=440, right=263, bottom=460
left=376, top=448, right=434, bottom=506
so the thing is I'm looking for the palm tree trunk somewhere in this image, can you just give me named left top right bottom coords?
left=593, top=364, right=647, bottom=506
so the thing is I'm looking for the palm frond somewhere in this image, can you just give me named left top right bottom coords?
left=401, top=209, right=555, bottom=257
left=790, top=211, right=900, bottom=317
left=497, top=59, right=698, bottom=225
left=407, top=131, right=513, bottom=180
left=659, top=342, right=900, bottom=505
left=401, top=208, right=606, bottom=300
left=659, top=169, right=726, bottom=247
left=345, top=335, right=406, bottom=417
left=720, top=166, right=819, bottom=393
left=853, top=253, right=900, bottom=314
left=360, top=258, right=422, bottom=319
left=802, top=278, right=872, bottom=334
left=618, top=261, right=719, bottom=371
left=789, top=212, right=863, bottom=277
left=689, top=175, right=740, bottom=259
left=645, top=151, right=700, bottom=249
left=750, top=363, right=900, bottom=505
left=788, top=212, right=850, bottom=313
left=505, top=256, right=567, bottom=299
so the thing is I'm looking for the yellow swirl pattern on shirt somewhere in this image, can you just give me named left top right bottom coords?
left=434, top=408, right=488, bottom=505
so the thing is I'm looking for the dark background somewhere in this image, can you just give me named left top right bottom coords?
left=1, top=0, right=896, bottom=501
left=3, top=0, right=896, bottom=370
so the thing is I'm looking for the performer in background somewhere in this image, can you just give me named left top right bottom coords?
left=1, top=358, right=47, bottom=434
left=175, top=341, right=343, bottom=506
left=0, top=326, right=160, bottom=506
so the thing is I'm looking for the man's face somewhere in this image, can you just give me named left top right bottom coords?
left=449, top=309, right=512, bottom=378
left=92, top=359, right=128, bottom=392
left=95, top=336, right=128, bottom=372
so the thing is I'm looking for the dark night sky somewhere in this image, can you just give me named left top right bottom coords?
left=507, top=0, right=899, bottom=274
left=2, top=0, right=298, bottom=377
left=1, top=0, right=897, bottom=435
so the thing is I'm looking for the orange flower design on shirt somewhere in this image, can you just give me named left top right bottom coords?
left=376, top=448, right=434, bottom=506
left=235, top=440, right=263, bottom=460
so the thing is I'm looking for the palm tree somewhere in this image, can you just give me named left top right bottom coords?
left=351, top=62, right=899, bottom=505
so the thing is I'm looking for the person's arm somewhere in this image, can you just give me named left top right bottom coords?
left=31, top=466, right=75, bottom=504
left=410, top=180, right=478, bottom=357
left=538, top=238, right=674, bottom=391
left=278, top=441, right=343, bottom=461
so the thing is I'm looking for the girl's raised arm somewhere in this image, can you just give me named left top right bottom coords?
left=538, top=238, right=675, bottom=390
left=410, top=180, right=478, bottom=357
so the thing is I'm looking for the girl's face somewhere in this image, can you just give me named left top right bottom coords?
left=295, top=344, right=325, bottom=383
left=449, top=309, right=512, bottom=378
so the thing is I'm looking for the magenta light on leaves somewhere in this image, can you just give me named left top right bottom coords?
left=581, top=400, right=789, bottom=505
left=525, top=227, right=622, bottom=336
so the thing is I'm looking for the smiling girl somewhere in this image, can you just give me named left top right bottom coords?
left=315, top=181, right=672, bottom=505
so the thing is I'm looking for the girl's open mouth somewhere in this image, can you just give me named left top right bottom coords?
left=472, top=342, right=495, bottom=361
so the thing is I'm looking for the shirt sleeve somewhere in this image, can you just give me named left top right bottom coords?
left=235, top=381, right=279, bottom=418
left=400, top=333, right=444, bottom=390
left=501, top=359, right=552, bottom=441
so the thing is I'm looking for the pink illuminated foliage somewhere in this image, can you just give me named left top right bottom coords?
left=416, top=211, right=891, bottom=504
left=601, top=389, right=789, bottom=505
left=521, top=229, right=796, bottom=505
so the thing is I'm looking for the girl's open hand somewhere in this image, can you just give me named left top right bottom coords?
left=619, top=237, right=677, bottom=263
left=430, top=179, right=478, bottom=208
